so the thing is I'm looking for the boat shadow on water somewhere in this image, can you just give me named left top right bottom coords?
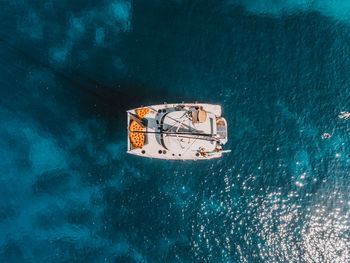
left=0, top=38, right=196, bottom=138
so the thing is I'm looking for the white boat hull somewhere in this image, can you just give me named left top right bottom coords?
left=127, top=103, right=228, bottom=160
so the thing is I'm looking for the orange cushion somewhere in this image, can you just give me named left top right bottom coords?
left=129, top=120, right=145, bottom=149
left=136, top=108, right=150, bottom=119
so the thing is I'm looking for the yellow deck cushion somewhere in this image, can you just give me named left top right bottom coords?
left=129, top=120, right=145, bottom=149
left=136, top=108, right=150, bottom=119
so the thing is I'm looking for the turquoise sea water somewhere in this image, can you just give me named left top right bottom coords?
left=1, top=0, right=350, bottom=262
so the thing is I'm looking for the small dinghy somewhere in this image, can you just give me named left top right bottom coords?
left=127, top=103, right=229, bottom=160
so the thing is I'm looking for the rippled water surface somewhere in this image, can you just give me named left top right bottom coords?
left=1, top=0, right=350, bottom=262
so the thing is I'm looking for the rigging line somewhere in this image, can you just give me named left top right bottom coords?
left=147, top=106, right=194, bottom=130
left=166, top=113, right=193, bottom=131
left=167, top=111, right=188, bottom=131
left=165, top=113, right=189, bottom=150
left=181, top=135, right=201, bottom=155
left=176, top=113, right=188, bottom=132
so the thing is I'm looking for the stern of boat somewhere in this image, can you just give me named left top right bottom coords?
left=126, top=111, right=131, bottom=152
left=216, top=117, right=228, bottom=145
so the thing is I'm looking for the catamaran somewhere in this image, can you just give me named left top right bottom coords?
left=127, top=103, right=229, bottom=160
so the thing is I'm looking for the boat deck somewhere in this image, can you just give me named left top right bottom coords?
left=127, top=103, right=227, bottom=160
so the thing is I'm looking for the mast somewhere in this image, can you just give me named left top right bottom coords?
left=130, top=130, right=213, bottom=137
left=130, top=130, right=219, bottom=142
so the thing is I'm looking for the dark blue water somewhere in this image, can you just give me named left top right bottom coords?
left=1, top=0, right=350, bottom=262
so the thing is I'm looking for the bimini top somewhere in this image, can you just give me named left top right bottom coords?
left=127, top=103, right=229, bottom=160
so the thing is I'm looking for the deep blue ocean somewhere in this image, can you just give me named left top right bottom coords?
left=1, top=0, right=350, bottom=262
